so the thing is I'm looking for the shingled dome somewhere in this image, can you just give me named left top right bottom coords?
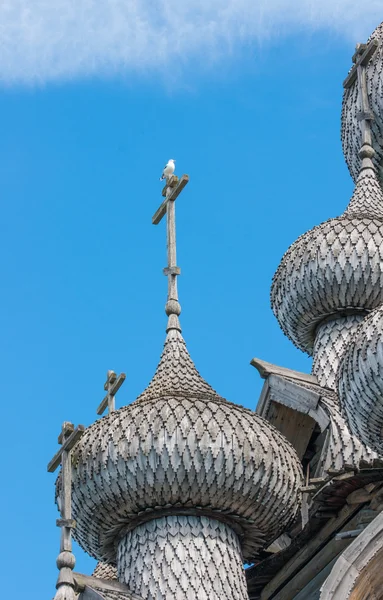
left=342, top=22, right=383, bottom=185
left=338, top=304, right=383, bottom=454
left=70, top=329, right=302, bottom=558
left=271, top=156, right=383, bottom=356
left=67, top=326, right=303, bottom=598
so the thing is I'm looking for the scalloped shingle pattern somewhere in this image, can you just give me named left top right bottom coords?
left=338, top=305, right=383, bottom=454
left=271, top=216, right=383, bottom=354
left=93, top=563, right=118, bottom=581
left=69, top=329, right=303, bottom=569
left=118, top=515, right=248, bottom=600
left=312, top=315, right=364, bottom=389
left=342, top=22, right=383, bottom=184
left=136, top=329, right=218, bottom=402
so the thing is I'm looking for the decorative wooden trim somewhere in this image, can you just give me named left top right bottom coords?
left=251, top=357, right=318, bottom=384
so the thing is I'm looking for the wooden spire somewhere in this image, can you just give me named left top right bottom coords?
left=152, top=174, right=189, bottom=332
left=48, top=421, right=85, bottom=600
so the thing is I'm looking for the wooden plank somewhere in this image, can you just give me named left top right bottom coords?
left=47, top=425, right=85, bottom=473
left=269, top=375, right=320, bottom=411
left=266, top=400, right=316, bottom=460
left=343, top=39, right=379, bottom=88
left=270, top=537, right=351, bottom=600
left=292, top=557, right=338, bottom=600
left=79, top=587, right=104, bottom=600
left=74, top=572, right=141, bottom=597
left=251, top=357, right=318, bottom=384
left=260, top=503, right=363, bottom=599
left=152, top=175, right=189, bottom=225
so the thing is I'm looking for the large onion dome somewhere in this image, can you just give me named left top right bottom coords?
left=342, top=22, right=383, bottom=184
left=70, top=327, right=303, bottom=564
left=271, top=151, right=383, bottom=357
left=338, top=304, right=383, bottom=454
left=61, top=176, right=303, bottom=600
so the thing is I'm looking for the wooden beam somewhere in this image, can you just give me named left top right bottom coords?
left=270, top=537, right=351, bottom=600
left=79, top=587, right=104, bottom=600
left=152, top=175, right=189, bottom=225
left=73, top=572, right=140, bottom=597
left=250, top=357, right=318, bottom=385
left=343, top=39, right=379, bottom=88
left=47, top=425, right=85, bottom=473
left=260, top=502, right=364, bottom=599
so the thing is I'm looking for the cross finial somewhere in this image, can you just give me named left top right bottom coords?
left=97, top=369, right=126, bottom=416
left=47, top=421, right=85, bottom=600
left=152, top=173, right=189, bottom=332
left=343, top=39, right=379, bottom=165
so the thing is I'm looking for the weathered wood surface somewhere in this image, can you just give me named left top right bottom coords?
left=343, top=39, right=379, bottom=88
left=320, top=508, right=383, bottom=600
left=259, top=503, right=362, bottom=599
left=152, top=175, right=189, bottom=225
left=269, top=536, right=351, bottom=600
left=247, top=467, right=383, bottom=598
left=48, top=424, right=85, bottom=473
left=267, top=401, right=316, bottom=460
left=251, top=358, right=318, bottom=384
left=97, top=371, right=126, bottom=416
left=79, top=587, right=104, bottom=600
left=74, top=572, right=138, bottom=595
left=342, top=23, right=383, bottom=183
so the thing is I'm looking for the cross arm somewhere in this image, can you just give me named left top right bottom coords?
left=343, top=39, right=379, bottom=89
left=47, top=425, right=85, bottom=473
left=152, top=175, right=190, bottom=225
left=97, top=372, right=126, bottom=415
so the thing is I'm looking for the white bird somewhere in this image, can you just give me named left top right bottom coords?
left=160, top=159, right=176, bottom=181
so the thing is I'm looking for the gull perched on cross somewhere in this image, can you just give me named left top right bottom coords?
left=160, top=159, right=176, bottom=181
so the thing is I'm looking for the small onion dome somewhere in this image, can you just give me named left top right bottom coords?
left=68, top=328, right=303, bottom=564
left=271, top=157, right=383, bottom=355
left=338, top=304, right=383, bottom=454
left=342, top=22, right=383, bottom=185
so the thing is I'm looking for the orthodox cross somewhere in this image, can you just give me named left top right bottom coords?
left=97, top=369, right=126, bottom=416
left=47, top=421, right=85, bottom=600
left=152, top=174, right=189, bottom=329
left=343, top=39, right=379, bottom=147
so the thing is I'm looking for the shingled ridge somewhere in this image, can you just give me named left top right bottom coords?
left=136, top=328, right=219, bottom=403
left=344, top=164, right=383, bottom=221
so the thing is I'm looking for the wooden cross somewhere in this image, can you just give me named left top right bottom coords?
left=96, top=369, right=126, bottom=416
left=343, top=39, right=379, bottom=150
left=152, top=174, right=189, bottom=322
left=47, top=421, right=85, bottom=600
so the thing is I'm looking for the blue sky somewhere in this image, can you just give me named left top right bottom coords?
left=1, top=4, right=382, bottom=599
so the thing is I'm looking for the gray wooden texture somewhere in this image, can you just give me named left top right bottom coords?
left=342, top=24, right=383, bottom=183
left=118, top=515, right=248, bottom=600
left=338, top=304, right=383, bottom=454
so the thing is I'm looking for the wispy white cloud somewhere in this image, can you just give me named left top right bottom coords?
left=0, top=1, right=382, bottom=84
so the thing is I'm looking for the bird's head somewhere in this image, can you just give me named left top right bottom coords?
left=169, top=159, right=176, bottom=163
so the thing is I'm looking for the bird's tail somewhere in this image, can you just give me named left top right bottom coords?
left=159, top=176, right=165, bottom=181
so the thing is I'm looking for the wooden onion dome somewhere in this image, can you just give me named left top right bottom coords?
left=59, top=175, right=304, bottom=600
